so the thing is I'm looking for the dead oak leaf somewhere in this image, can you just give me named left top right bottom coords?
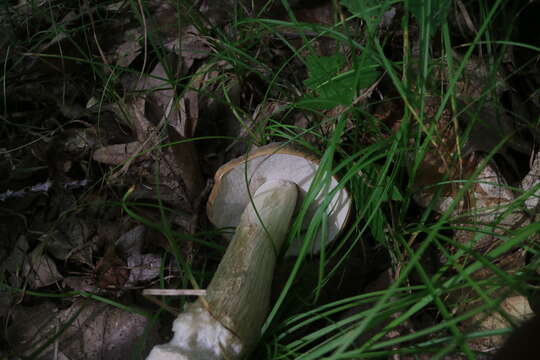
left=92, top=97, right=160, bottom=176
left=95, top=246, right=129, bottom=289
left=92, top=141, right=150, bottom=165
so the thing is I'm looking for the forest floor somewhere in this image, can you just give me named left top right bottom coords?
left=1, top=0, right=540, bottom=359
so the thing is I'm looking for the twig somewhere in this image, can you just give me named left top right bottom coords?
left=143, top=289, right=207, bottom=296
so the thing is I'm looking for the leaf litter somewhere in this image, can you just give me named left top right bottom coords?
left=1, top=0, right=539, bottom=359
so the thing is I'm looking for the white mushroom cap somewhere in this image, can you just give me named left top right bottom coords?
left=207, top=143, right=351, bottom=256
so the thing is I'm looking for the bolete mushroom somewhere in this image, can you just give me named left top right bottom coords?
left=146, top=143, right=351, bottom=360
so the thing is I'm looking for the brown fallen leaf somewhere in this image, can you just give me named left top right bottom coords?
left=95, top=246, right=129, bottom=289
left=24, top=245, right=63, bottom=289
left=176, top=25, right=212, bottom=71
left=7, top=300, right=158, bottom=360
left=92, top=97, right=158, bottom=170
left=40, top=217, right=95, bottom=266
left=97, top=62, right=206, bottom=201
left=92, top=141, right=150, bottom=165
left=113, top=28, right=143, bottom=67
left=115, top=225, right=161, bottom=285
left=467, top=295, right=534, bottom=352
left=521, top=151, right=540, bottom=212
left=6, top=302, right=59, bottom=355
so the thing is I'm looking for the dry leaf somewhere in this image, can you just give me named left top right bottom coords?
left=467, top=295, right=534, bottom=352
left=416, top=154, right=529, bottom=251
left=116, top=225, right=146, bottom=257
left=24, top=246, right=63, bottom=288
left=93, top=141, right=149, bottom=165
left=59, top=300, right=157, bottom=360
left=63, top=276, right=98, bottom=293
left=114, top=28, right=143, bottom=67
left=127, top=254, right=161, bottom=284
left=115, top=63, right=205, bottom=200
left=7, top=300, right=157, bottom=360
left=92, top=97, right=158, bottom=171
left=96, top=246, right=129, bottom=289
left=521, top=151, right=540, bottom=212
left=40, top=217, right=94, bottom=265
left=176, top=25, right=212, bottom=70
left=2, top=235, right=29, bottom=275
left=6, top=302, right=59, bottom=354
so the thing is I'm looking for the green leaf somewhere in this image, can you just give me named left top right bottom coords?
left=352, top=52, right=380, bottom=89
left=341, top=0, right=391, bottom=28
left=303, top=54, right=353, bottom=109
left=304, top=54, right=346, bottom=90
left=303, top=52, right=379, bottom=110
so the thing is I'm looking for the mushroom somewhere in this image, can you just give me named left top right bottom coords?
left=146, top=143, right=351, bottom=360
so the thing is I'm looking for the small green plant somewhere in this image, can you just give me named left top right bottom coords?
left=302, top=51, right=380, bottom=110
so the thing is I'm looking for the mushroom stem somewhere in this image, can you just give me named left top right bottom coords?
left=146, top=180, right=298, bottom=360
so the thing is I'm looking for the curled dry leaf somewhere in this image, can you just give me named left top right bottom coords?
left=93, top=141, right=149, bottom=165
left=114, top=28, right=143, bottom=67
left=469, top=295, right=534, bottom=351
left=415, top=153, right=529, bottom=252
left=175, top=25, right=212, bottom=70
left=39, top=217, right=95, bottom=265
left=149, top=62, right=205, bottom=196
left=129, top=63, right=181, bottom=132
left=95, top=246, right=129, bottom=289
left=96, top=62, right=205, bottom=201
left=116, top=225, right=146, bottom=257
left=521, top=151, right=540, bottom=212
left=23, top=246, right=63, bottom=289
left=414, top=142, right=539, bottom=353
left=61, top=127, right=98, bottom=158
left=92, top=97, right=158, bottom=169
left=127, top=253, right=162, bottom=284
left=63, top=276, right=98, bottom=293
left=115, top=225, right=161, bottom=284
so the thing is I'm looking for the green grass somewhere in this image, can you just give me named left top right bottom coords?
left=1, top=0, right=540, bottom=359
